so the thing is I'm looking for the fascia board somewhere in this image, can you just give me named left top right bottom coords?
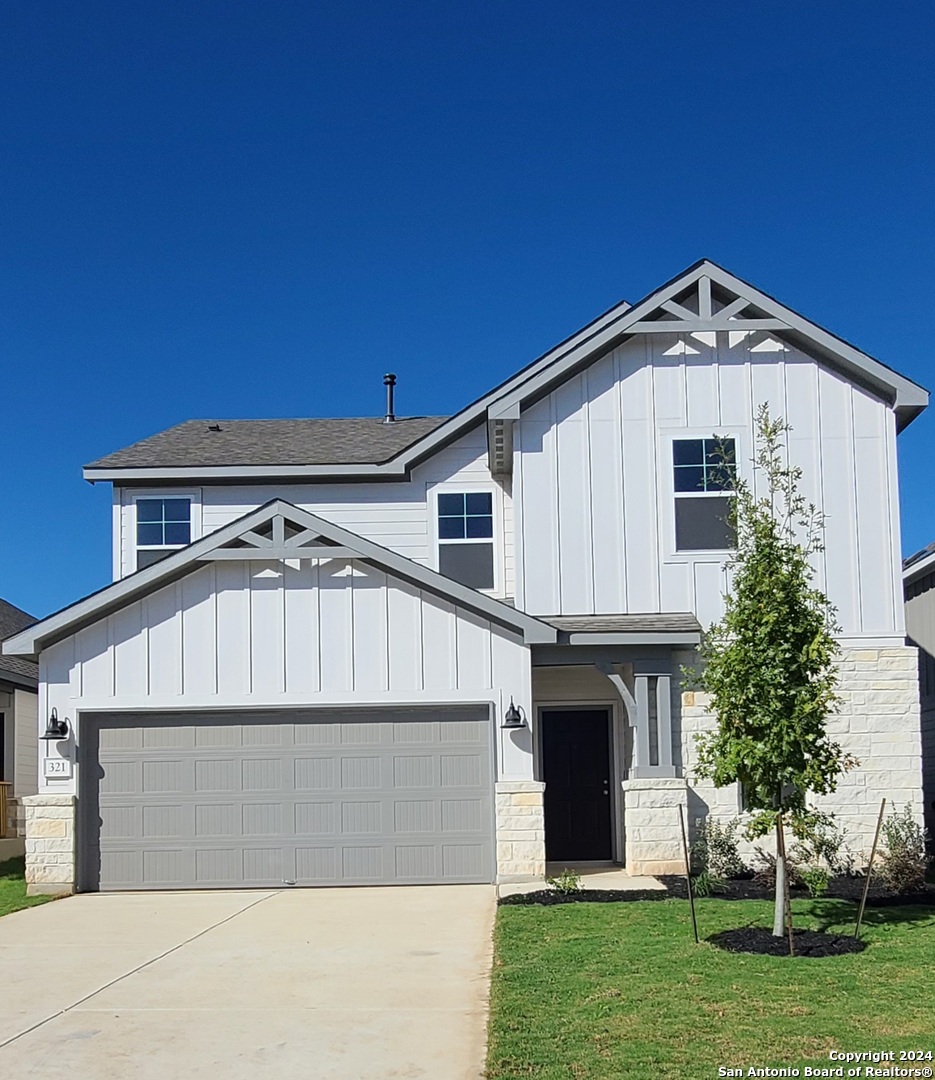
left=903, top=547, right=935, bottom=586
left=562, top=631, right=702, bottom=646
left=0, top=669, right=39, bottom=692
left=482, top=260, right=927, bottom=427
left=84, top=462, right=408, bottom=483
left=702, top=263, right=929, bottom=411
left=3, top=499, right=555, bottom=657
left=485, top=265, right=713, bottom=415
left=2, top=502, right=287, bottom=657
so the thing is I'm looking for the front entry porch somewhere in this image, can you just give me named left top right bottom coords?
left=529, top=615, right=702, bottom=876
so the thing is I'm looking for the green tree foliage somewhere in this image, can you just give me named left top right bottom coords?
left=689, top=406, right=856, bottom=935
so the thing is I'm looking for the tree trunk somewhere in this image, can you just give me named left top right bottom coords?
left=773, top=820, right=786, bottom=938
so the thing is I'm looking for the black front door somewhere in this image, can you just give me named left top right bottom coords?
left=541, top=709, right=613, bottom=862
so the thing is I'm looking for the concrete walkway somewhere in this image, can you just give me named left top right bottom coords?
left=0, top=885, right=495, bottom=1079
left=498, top=864, right=666, bottom=897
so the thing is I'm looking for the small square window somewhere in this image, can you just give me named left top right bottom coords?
left=136, top=497, right=192, bottom=569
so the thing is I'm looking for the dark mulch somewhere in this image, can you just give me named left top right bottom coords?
left=500, top=876, right=935, bottom=907
left=708, top=926, right=867, bottom=957
left=499, top=888, right=670, bottom=906
left=658, top=875, right=935, bottom=907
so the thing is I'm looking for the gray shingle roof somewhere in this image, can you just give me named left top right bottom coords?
left=85, top=416, right=450, bottom=470
left=0, top=598, right=38, bottom=686
left=545, top=613, right=702, bottom=634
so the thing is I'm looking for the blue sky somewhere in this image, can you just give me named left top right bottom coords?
left=2, top=1, right=933, bottom=617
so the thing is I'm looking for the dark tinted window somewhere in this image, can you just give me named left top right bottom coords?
left=438, top=543, right=495, bottom=590
left=674, top=497, right=735, bottom=551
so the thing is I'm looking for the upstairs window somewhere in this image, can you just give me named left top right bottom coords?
left=437, top=492, right=495, bottom=590
left=673, top=437, right=736, bottom=551
left=136, top=497, right=192, bottom=569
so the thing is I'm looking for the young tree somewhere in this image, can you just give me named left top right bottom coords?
left=692, top=405, right=855, bottom=937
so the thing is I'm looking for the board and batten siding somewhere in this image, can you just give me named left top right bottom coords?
left=514, top=332, right=904, bottom=639
left=115, top=427, right=516, bottom=599
left=38, top=558, right=533, bottom=796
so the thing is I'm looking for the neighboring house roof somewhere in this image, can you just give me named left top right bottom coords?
left=82, top=258, right=929, bottom=484
left=85, top=416, right=449, bottom=471
left=2, top=500, right=558, bottom=659
left=0, top=597, right=39, bottom=689
left=903, top=542, right=935, bottom=588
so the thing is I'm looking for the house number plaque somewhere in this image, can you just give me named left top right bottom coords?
left=43, top=758, right=73, bottom=780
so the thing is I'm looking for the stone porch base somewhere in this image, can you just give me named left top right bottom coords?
left=622, top=777, right=689, bottom=876
left=23, top=793, right=76, bottom=897
left=496, top=781, right=546, bottom=882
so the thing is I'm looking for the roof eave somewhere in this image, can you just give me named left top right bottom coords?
left=558, top=631, right=702, bottom=646
left=3, top=499, right=556, bottom=658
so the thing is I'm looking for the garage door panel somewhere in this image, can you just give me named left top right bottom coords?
left=83, top=707, right=494, bottom=890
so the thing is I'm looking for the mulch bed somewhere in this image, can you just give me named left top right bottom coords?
left=500, top=888, right=670, bottom=906
left=658, top=875, right=935, bottom=906
left=708, top=926, right=867, bottom=957
left=500, top=876, right=935, bottom=907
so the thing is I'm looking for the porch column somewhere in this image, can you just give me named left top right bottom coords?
left=595, top=663, right=676, bottom=778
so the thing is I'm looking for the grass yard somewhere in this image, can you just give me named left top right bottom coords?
left=0, top=857, right=54, bottom=918
left=487, top=897, right=935, bottom=1079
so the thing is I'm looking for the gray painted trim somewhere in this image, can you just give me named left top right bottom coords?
left=0, top=669, right=39, bottom=692
left=562, top=631, right=701, bottom=646
left=904, top=547, right=935, bottom=588
left=489, top=261, right=928, bottom=423
left=3, top=499, right=557, bottom=658
left=82, top=261, right=927, bottom=486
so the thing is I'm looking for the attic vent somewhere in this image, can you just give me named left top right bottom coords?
left=207, top=423, right=222, bottom=432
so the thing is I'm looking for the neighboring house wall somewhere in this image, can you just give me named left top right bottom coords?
left=13, top=689, right=37, bottom=800
left=113, top=427, right=517, bottom=599
left=905, top=568, right=935, bottom=842
left=513, top=334, right=903, bottom=636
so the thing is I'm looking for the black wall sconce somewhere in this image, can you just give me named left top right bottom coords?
left=501, top=697, right=528, bottom=729
left=41, top=708, right=70, bottom=741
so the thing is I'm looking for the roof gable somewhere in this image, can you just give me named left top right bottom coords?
left=82, top=260, right=927, bottom=484
left=2, top=501, right=556, bottom=659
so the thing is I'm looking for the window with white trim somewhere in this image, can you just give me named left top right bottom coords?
left=136, top=497, right=192, bottom=569
left=673, top=437, right=736, bottom=551
left=436, top=492, right=495, bottom=590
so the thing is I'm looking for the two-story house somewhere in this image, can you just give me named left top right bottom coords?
left=5, top=259, right=928, bottom=895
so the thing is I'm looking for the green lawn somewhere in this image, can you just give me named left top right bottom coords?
left=0, top=857, right=54, bottom=918
left=487, top=897, right=935, bottom=1079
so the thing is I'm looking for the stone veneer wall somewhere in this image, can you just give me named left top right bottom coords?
left=495, top=780, right=546, bottom=881
left=23, top=794, right=76, bottom=896
left=622, top=777, right=689, bottom=875
left=679, top=646, right=924, bottom=862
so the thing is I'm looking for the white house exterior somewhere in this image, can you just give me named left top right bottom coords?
left=4, top=259, right=928, bottom=895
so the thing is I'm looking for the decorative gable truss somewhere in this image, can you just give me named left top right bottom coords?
left=483, top=260, right=928, bottom=475
left=198, top=512, right=364, bottom=567
left=2, top=500, right=557, bottom=661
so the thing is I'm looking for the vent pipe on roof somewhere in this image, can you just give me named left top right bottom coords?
left=383, top=373, right=397, bottom=423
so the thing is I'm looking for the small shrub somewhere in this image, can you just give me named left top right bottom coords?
left=693, top=818, right=747, bottom=879
left=546, top=868, right=583, bottom=895
left=878, top=805, right=930, bottom=895
left=792, top=811, right=854, bottom=876
left=752, top=847, right=803, bottom=889
left=692, top=869, right=726, bottom=897
left=800, top=865, right=830, bottom=898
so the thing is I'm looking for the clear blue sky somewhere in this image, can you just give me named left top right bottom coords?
left=2, top=1, right=933, bottom=617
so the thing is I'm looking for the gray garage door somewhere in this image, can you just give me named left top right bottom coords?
left=79, top=707, right=495, bottom=891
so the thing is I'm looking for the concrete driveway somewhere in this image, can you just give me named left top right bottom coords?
left=0, top=885, right=495, bottom=1079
